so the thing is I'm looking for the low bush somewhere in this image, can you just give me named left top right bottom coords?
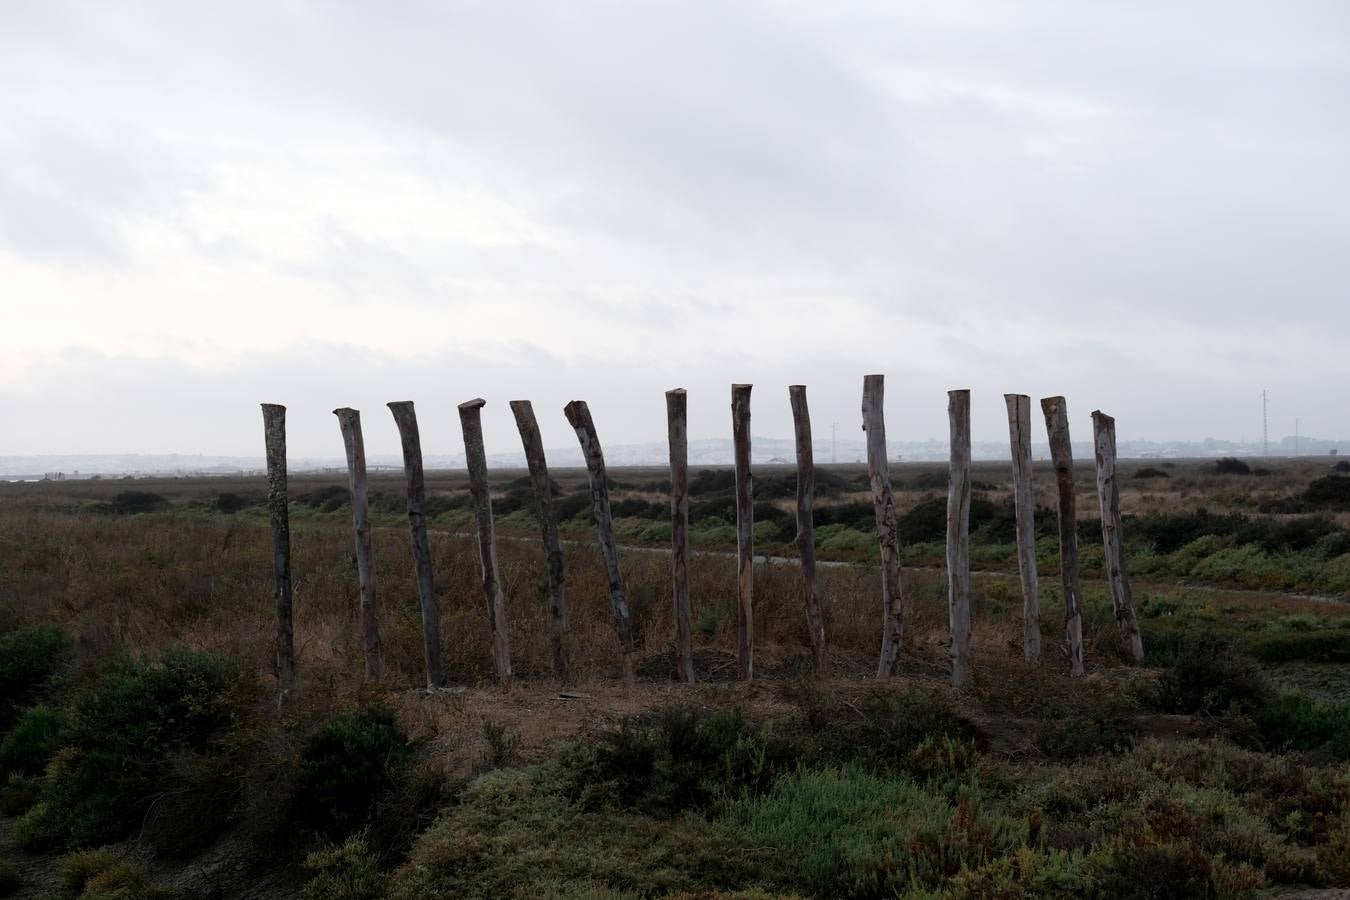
left=1304, top=474, right=1350, bottom=509
left=1132, top=466, right=1170, bottom=479
left=0, top=859, right=15, bottom=897
left=56, top=848, right=173, bottom=900
left=1248, top=628, right=1350, bottom=663
left=0, top=704, right=68, bottom=776
left=561, top=707, right=793, bottom=816
left=1214, top=457, right=1252, bottom=475
left=0, top=773, right=39, bottom=815
left=23, top=649, right=242, bottom=851
left=295, top=708, right=413, bottom=840
left=302, top=834, right=385, bottom=900
left=717, top=769, right=1018, bottom=895
left=1249, top=692, right=1350, bottom=758
left=1151, top=636, right=1273, bottom=715
left=0, top=623, right=69, bottom=730
left=108, top=490, right=170, bottom=514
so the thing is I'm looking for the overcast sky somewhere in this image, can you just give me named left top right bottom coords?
left=2, top=1, right=1347, bottom=459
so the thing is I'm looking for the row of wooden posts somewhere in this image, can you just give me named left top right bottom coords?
left=260, top=378, right=1144, bottom=702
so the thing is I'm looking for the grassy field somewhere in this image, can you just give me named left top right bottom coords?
left=0, top=457, right=1348, bottom=898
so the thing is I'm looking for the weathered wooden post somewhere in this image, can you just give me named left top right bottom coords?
left=863, top=375, right=905, bottom=676
left=1092, top=410, right=1145, bottom=663
left=1040, top=396, right=1086, bottom=677
left=261, top=403, right=295, bottom=704
left=789, top=385, right=827, bottom=675
left=563, top=400, right=637, bottom=685
left=947, top=390, right=973, bottom=687
left=665, top=389, right=696, bottom=684
left=509, top=400, right=569, bottom=680
left=387, top=401, right=442, bottom=690
left=1004, top=394, right=1042, bottom=661
left=731, top=384, right=754, bottom=682
left=333, top=407, right=382, bottom=680
left=459, top=399, right=513, bottom=687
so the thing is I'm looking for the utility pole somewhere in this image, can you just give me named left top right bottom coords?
left=1262, top=390, right=1269, bottom=458
left=1295, top=418, right=1300, bottom=458
left=831, top=421, right=837, bottom=465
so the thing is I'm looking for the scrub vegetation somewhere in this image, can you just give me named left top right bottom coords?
left=1, top=457, right=1347, bottom=897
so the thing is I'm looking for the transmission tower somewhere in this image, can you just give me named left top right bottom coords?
left=1262, top=390, right=1269, bottom=458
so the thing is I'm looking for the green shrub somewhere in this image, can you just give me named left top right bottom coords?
left=56, top=848, right=173, bottom=900
left=0, top=624, right=69, bottom=730
left=1132, top=466, right=1170, bottom=479
left=1152, top=636, right=1273, bottom=715
left=33, top=649, right=241, bottom=850
left=561, top=707, right=795, bottom=816
left=108, top=490, right=169, bottom=514
left=0, top=773, right=39, bottom=815
left=302, top=834, right=385, bottom=900
left=804, top=689, right=981, bottom=775
left=1250, top=692, right=1350, bottom=758
left=1304, top=474, right=1350, bottom=509
left=0, top=704, right=68, bottom=777
left=295, top=708, right=413, bottom=839
left=1215, top=457, right=1252, bottom=475
left=718, top=768, right=1019, bottom=895
left=1248, top=628, right=1350, bottom=663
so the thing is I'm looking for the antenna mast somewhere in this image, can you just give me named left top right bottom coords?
left=1262, top=390, right=1269, bottom=458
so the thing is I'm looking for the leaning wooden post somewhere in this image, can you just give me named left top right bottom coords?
left=509, top=400, right=569, bottom=680
left=947, top=390, right=973, bottom=688
left=1092, top=410, right=1145, bottom=663
left=789, top=385, right=827, bottom=675
left=665, top=389, right=696, bottom=684
left=1040, top=396, right=1086, bottom=677
left=261, top=403, right=295, bottom=704
left=863, top=375, right=905, bottom=676
left=731, top=384, right=755, bottom=682
left=1004, top=394, right=1042, bottom=661
left=564, top=400, right=636, bottom=685
left=459, top=399, right=513, bottom=687
left=387, top=401, right=442, bottom=690
left=333, top=407, right=382, bottom=680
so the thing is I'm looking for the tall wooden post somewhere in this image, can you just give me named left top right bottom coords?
left=261, top=403, right=295, bottom=704
left=564, top=400, right=636, bottom=685
left=333, top=407, right=382, bottom=680
left=665, top=389, right=696, bottom=684
left=509, top=400, right=569, bottom=680
left=863, top=375, right=904, bottom=676
left=459, top=399, right=513, bottom=687
left=387, top=401, right=442, bottom=690
left=731, top=384, right=754, bottom=682
left=1040, top=396, right=1085, bottom=677
left=1004, top=394, right=1042, bottom=661
left=789, top=385, right=827, bottom=675
left=1092, top=410, right=1145, bottom=663
left=947, top=390, right=973, bottom=688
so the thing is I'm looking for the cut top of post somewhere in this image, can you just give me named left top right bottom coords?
left=459, top=398, right=487, bottom=412
left=667, top=388, right=686, bottom=397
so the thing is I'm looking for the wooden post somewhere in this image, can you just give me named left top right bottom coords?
left=731, top=384, right=754, bottom=682
left=789, top=385, right=827, bottom=675
left=1004, top=394, right=1042, bottom=662
left=563, top=400, right=636, bottom=685
left=947, top=390, right=973, bottom=688
left=1092, top=410, right=1145, bottom=663
left=863, top=375, right=905, bottom=676
left=459, top=399, right=513, bottom=687
left=333, top=407, right=382, bottom=680
left=509, top=400, right=569, bottom=680
left=261, top=403, right=295, bottom=704
left=1040, top=396, right=1085, bottom=677
left=387, top=401, right=442, bottom=690
left=665, top=389, right=696, bottom=684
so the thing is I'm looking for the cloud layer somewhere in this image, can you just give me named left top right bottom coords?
left=3, top=1, right=1347, bottom=456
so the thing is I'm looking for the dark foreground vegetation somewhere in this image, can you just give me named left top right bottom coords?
left=1, top=458, right=1348, bottom=897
